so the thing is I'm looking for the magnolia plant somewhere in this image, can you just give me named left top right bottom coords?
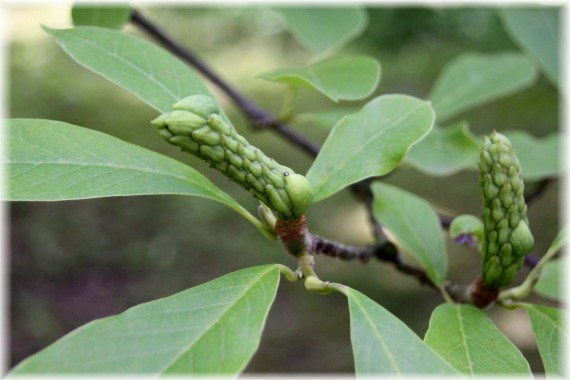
left=6, top=5, right=565, bottom=377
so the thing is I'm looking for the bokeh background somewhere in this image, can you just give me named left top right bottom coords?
left=7, top=5, right=561, bottom=373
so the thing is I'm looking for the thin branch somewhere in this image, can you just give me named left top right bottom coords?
left=371, top=240, right=436, bottom=287
left=308, top=234, right=373, bottom=262
left=307, top=233, right=437, bottom=288
left=129, top=9, right=321, bottom=157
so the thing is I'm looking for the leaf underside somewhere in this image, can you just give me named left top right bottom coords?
left=9, top=265, right=281, bottom=375
left=348, top=288, right=458, bottom=375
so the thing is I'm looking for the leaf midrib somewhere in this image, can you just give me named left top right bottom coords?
left=350, top=292, right=401, bottom=374
left=454, top=306, right=475, bottom=374
left=312, top=101, right=429, bottom=196
left=50, top=27, right=180, bottom=105
left=160, top=265, right=276, bottom=373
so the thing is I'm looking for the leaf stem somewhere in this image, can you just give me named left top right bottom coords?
left=298, top=253, right=348, bottom=296
left=275, top=264, right=302, bottom=282
left=230, top=203, right=277, bottom=241
left=498, top=226, right=567, bottom=304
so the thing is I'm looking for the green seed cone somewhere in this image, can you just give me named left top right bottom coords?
left=151, top=95, right=313, bottom=220
left=479, top=131, right=534, bottom=288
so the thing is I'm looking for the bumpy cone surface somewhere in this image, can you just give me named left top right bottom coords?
left=479, top=131, right=534, bottom=288
left=151, top=95, right=313, bottom=220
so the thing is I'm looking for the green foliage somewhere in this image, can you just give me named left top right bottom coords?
left=533, top=256, right=564, bottom=301
left=306, top=95, right=434, bottom=202
left=347, top=289, right=458, bottom=375
left=530, top=229, right=566, bottom=302
left=5, top=119, right=269, bottom=236
left=371, top=182, right=447, bottom=287
left=44, top=26, right=212, bottom=113
left=259, top=55, right=381, bottom=102
left=525, top=304, right=566, bottom=376
left=71, top=5, right=131, bottom=29
left=406, top=121, right=481, bottom=176
left=500, top=8, right=560, bottom=88
left=7, top=5, right=563, bottom=377
left=424, top=304, right=531, bottom=375
left=272, top=7, right=368, bottom=55
left=9, top=265, right=280, bottom=375
left=428, top=53, right=536, bottom=122
left=502, top=130, right=561, bottom=180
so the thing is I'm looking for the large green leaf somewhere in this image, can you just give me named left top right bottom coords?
left=406, top=121, right=481, bottom=176
left=273, top=7, right=368, bottom=55
left=71, top=5, right=132, bottom=29
left=525, top=304, right=567, bottom=376
left=9, top=265, right=280, bottom=375
left=502, top=130, right=561, bottom=180
left=428, top=53, right=537, bottom=122
left=534, top=256, right=564, bottom=301
left=424, top=304, right=531, bottom=375
left=306, top=95, right=434, bottom=202
left=371, top=182, right=447, bottom=286
left=500, top=8, right=560, bottom=88
left=347, top=288, right=458, bottom=375
left=259, top=55, right=380, bottom=102
left=44, top=26, right=211, bottom=113
left=4, top=119, right=265, bottom=233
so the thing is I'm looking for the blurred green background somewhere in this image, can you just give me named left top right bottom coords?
left=8, top=5, right=560, bottom=373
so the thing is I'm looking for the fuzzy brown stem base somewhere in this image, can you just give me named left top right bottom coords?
left=468, top=276, right=500, bottom=308
left=275, top=216, right=309, bottom=257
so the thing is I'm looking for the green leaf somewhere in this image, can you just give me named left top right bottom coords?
left=534, top=257, right=564, bottom=301
left=502, top=130, right=561, bottom=180
left=347, top=288, right=458, bottom=375
left=371, top=182, right=447, bottom=286
left=306, top=95, right=434, bottom=202
left=259, top=55, right=380, bottom=102
left=428, top=53, right=537, bottom=122
left=273, top=7, right=368, bottom=55
left=500, top=8, right=560, bottom=88
left=406, top=121, right=482, bottom=176
left=5, top=119, right=266, bottom=234
left=71, top=5, right=132, bottom=29
left=424, top=304, right=531, bottom=375
left=525, top=304, right=567, bottom=376
left=44, top=26, right=212, bottom=113
left=9, top=265, right=280, bottom=375
left=294, top=108, right=359, bottom=131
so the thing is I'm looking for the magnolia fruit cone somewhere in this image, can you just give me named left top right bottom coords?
left=479, top=131, right=534, bottom=288
left=152, top=95, right=313, bottom=220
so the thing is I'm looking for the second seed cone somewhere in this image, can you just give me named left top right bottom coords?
left=479, top=131, right=534, bottom=288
